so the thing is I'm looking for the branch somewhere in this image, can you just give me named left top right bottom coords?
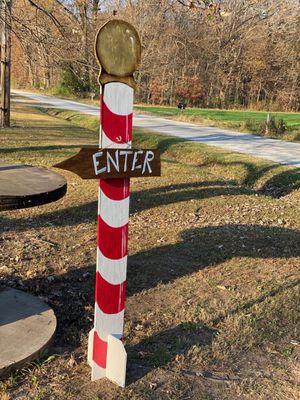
left=26, top=0, right=65, bottom=35
left=52, top=0, right=80, bottom=24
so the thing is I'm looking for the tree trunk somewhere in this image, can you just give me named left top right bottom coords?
left=0, top=0, right=12, bottom=128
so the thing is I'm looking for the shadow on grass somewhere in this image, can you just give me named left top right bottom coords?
left=1, top=166, right=298, bottom=232
left=139, top=135, right=299, bottom=197
left=156, top=137, right=186, bottom=153
left=258, top=168, right=300, bottom=197
left=0, top=123, right=96, bottom=136
left=2, top=223, right=298, bottom=381
left=127, top=224, right=300, bottom=295
left=199, top=159, right=299, bottom=197
left=0, top=181, right=247, bottom=232
left=0, top=145, right=82, bottom=154
left=130, top=180, right=248, bottom=213
left=126, top=322, right=216, bottom=383
left=10, top=223, right=299, bottom=342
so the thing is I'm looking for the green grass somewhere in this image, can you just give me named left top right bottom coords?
left=135, top=105, right=300, bottom=127
left=134, top=105, right=300, bottom=140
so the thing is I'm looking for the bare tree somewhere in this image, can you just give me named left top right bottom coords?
left=0, top=0, right=12, bottom=127
left=6, top=0, right=300, bottom=111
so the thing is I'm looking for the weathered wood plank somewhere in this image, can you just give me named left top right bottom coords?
left=54, top=147, right=161, bottom=179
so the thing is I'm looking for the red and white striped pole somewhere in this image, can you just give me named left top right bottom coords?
left=88, top=82, right=133, bottom=385
left=87, top=20, right=141, bottom=387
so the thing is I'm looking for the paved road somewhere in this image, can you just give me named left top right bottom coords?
left=13, top=89, right=300, bottom=167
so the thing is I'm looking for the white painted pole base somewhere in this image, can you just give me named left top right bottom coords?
left=87, top=329, right=127, bottom=387
left=106, top=335, right=127, bottom=388
left=87, top=328, right=95, bottom=367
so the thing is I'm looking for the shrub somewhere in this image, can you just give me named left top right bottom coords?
left=53, top=84, right=72, bottom=97
left=277, top=119, right=287, bottom=135
left=243, top=119, right=261, bottom=133
left=259, top=115, right=287, bottom=137
left=59, top=66, right=90, bottom=96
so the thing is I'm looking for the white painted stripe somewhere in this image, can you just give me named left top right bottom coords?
left=88, top=328, right=95, bottom=365
left=97, top=186, right=101, bottom=215
left=99, top=191, right=129, bottom=227
left=96, top=248, right=127, bottom=284
left=101, top=129, right=132, bottom=149
left=104, top=82, right=133, bottom=115
left=91, top=360, right=106, bottom=381
left=94, top=304, right=124, bottom=342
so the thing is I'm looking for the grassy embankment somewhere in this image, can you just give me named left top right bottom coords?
left=0, top=101, right=299, bottom=400
left=135, top=105, right=300, bottom=141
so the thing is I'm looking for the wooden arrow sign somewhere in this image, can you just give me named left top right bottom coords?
left=54, top=147, right=161, bottom=179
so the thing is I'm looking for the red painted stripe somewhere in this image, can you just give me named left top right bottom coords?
left=95, top=272, right=126, bottom=314
left=93, top=330, right=107, bottom=368
left=102, top=101, right=132, bottom=144
left=99, top=178, right=130, bottom=201
left=97, top=216, right=128, bottom=259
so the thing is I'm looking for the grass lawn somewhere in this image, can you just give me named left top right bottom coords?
left=0, top=102, right=299, bottom=399
left=134, top=105, right=300, bottom=141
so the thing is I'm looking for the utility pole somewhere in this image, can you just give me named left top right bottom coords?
left=0, top=0, right=12, bottom=128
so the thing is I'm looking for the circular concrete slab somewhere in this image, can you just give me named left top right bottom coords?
left=0, top=162, right=67, bottom=211
left=0, top=288, right=56, bottom=378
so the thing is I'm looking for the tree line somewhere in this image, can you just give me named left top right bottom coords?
left=8, top=0, right=300, bottom=111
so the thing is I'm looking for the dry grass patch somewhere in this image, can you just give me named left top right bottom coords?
left=0, top=103, right=299, bottom=399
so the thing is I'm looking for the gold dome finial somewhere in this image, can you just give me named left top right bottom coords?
left=95, top=19, right=141, bottom=88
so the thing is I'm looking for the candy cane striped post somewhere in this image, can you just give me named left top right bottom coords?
left=87, top=20, right=141, bottom=387
left=87, top=82, right=133, bottom=386
left=52, top=20, right=159, bottom=388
